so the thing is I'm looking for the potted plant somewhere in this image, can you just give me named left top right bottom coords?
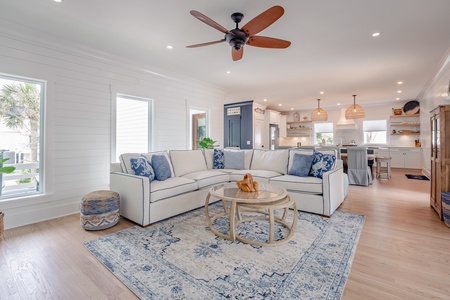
left=199, top=137, right=216, bottom=149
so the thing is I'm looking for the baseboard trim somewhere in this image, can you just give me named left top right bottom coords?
left=2, top=198, right=80, bottom=230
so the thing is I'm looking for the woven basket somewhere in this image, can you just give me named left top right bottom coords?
left=0, top=212, right=4, bottom=237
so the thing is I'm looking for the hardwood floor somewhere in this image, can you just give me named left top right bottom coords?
left=1, top=169, right=449, bottom=299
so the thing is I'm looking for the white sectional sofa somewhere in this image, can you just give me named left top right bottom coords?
left=110, top=148, right=349, bottom=227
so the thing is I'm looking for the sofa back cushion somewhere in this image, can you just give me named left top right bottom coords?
left=119, top=151, right=175, bottom=178
left=204, top=149, right=253, bottom=170
left=223, top=149, right=245, bottom=169
left=251, top=149, right=289, bottom=174
left=169, top=150, right=208, bottom=176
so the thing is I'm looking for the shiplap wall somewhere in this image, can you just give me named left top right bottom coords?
left=0, top=22, right=225, bottom=229
left=417, top=49, right=450, bottom=175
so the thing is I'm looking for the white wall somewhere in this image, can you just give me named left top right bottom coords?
left=417, top=49, right=450, bottom=176
left=0, top=22, right=225, bottom=229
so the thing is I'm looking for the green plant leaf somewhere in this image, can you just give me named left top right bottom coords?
left=0, top=166, right=15, bottom=174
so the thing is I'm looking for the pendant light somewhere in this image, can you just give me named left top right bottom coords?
left=311, top=99, right=328, bottom=121
left=345, top=94, right=365, bottom=119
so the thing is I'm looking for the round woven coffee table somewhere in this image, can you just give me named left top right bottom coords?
left=205, top=182, right=298, bottom=246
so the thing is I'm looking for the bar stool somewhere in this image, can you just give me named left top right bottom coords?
left=375, top=156, right=392, bottom=179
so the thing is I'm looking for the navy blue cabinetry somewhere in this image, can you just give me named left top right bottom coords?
left=224, top=101, right=253, bottom=149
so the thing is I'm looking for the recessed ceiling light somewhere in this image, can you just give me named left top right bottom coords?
left=320, top=91, right=324, bottom=95
left=396, top=98, right=400, bottom=100
left=397, top=81, right=403, bottom=85
left=226, top=71, right=231, bottom=74
left=337, top=103, right=341, bottom=106
left=397, top=90, right=402, bottom=93
left=263, top=99, right=267, bottom=102
left=372, top=32, right=380, bottom=37
left=54, top=0, right=62, bottom=2
left=278, top=104, right=282, bottom=107
left=291, top=108, right=294, bottom=110
left=166, top=45, right=173, bottom=49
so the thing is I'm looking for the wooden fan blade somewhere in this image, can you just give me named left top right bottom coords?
left=190, top=10, right=229, bottom=34
left=241, top=6, right=284, bottom=36
left=232, top=47, right=243, bottom=61
left=246, top=36, right=291, bottom=48
left=186, top=39, right=226, bottom=48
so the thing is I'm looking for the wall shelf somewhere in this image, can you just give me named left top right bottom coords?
left=390, top=114, right=420, bottom=118
left=390, top=123, right=420, bottom=126
left=391, top=132, right=420, bottom=135
left=286, top=134, right=311, bottom=137
left=287, top=128, right=311, bottom=131
left=287, top=121, right=311, bottom=124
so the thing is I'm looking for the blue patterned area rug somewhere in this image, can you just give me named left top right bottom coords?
left=84, top=203, right=365, bottom=300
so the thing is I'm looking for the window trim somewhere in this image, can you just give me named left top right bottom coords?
left=112, top=93, right=153, bottom=162
left=0, top=73, right=46, bottom=199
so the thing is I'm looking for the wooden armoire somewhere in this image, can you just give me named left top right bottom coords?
left=430, top=105, right=450, bottom=219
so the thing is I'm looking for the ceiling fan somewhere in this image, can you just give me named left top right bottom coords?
left=186, top=6, right=291, bottom=61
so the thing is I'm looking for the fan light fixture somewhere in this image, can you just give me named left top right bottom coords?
left=311, top=99, right=328, bottom=121
left=345, top=95, right=365, bottom=119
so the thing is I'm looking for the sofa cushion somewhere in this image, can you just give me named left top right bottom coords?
left=182, top=170, right=230, bottom=189
left=251, top=149, right=289, bottom=174
left=150, top=177, right=198, bottom=203
left=152, top=154, right=172, bottom=181
left=169, top=150, right=208, bottom=176
left=141, top=151, right=175, bottom=177
left=288, top=149, right=315, bottom=172
left=288, top=153, right=314, bottom=177
left=130, top=157, right=155, bottom=181
left=213, top=149, right=225, bottom=169
left=229, top=169, right=281, bottom=183
left=119, top=153, right=142, bottom=174
left=224, top=150, right=245, bottom=170
left=309, top=151, right=337, bottom=179
left=269, top=175, right=323, bottom=194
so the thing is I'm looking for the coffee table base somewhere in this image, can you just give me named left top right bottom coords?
left=205, top=193, right=298, bottom=246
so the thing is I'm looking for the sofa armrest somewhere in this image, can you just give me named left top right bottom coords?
left=321, top=166, right=344, bottom=216
left=110, top=172, right=150, bottom=226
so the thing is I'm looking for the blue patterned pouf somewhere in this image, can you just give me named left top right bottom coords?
left=442, top=192, right=450, bottom=228
left=80, top=190, right=120, bottom=230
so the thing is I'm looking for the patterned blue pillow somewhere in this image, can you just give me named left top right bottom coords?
left=224, top=150, right=245, bottom=170
left=151, top=154, right=172, bottom=181
left=288, top=153, right=314, bottom=177
left=309, top=151, right=336, bottom=179
left=130, top=157, right=155, bottom=181
left=213, top=149, right=224, bottom=169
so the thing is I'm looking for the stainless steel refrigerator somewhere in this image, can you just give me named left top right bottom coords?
left=269, top=124, right=279, bottom=150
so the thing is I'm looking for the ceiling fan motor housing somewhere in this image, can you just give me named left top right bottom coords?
left=225, top=28, right=248, bottom=50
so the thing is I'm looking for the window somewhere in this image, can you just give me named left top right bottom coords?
left=114, top=94, right=152, bottom=162
left=0, top=74, right=44, bottom=199
left=363, top=120, right=387, bottom=144
left=189, top=108, right=208, bottom=150
left=314, top=122, right=334, bottom=145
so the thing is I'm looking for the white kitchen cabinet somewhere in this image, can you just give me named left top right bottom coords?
left=374, top=148, right=390, bottom=157
left=279, top=115, right=287, bottom=137
left=389, top=147, right=421, bottom=169
left=268, top=110, right=281, bottom=125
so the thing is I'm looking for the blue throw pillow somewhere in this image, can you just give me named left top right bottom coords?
left=224, top=150, right=245, bottom=170
left=213, top=149, right=224, bottom=169
left=130, top=157, right=155, bottom=181
left=309, top=151, right=336, bottom=179
left=151, top=154, right=172, bottom=181
left=288, top=153, right=314, bottom=177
